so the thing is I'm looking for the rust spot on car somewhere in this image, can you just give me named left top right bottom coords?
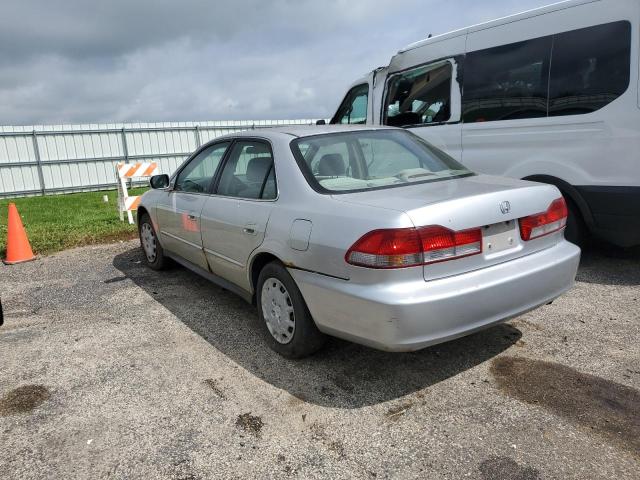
left=0, top=385, right=51, bottom=416
left=235, top=413, right=263, bottom=436
left=479, top=456, right=540, bottom=480
left=491, top=356, right=640, bottom=455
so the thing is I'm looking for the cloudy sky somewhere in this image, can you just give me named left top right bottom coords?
left=0, top=0, right=552, bottom=126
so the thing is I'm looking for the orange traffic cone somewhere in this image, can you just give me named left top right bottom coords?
left=3, top=203, right=36, bottom=265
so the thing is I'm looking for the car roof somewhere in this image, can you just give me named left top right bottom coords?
left=230, top=124, right=398, bottom=140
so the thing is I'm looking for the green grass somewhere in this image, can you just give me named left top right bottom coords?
left=0, top=188, right=147, bottom=257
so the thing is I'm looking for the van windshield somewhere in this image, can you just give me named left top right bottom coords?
left=290, top=129, right=473, bottom=194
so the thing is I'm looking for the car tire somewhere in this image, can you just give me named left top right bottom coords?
left=138, top=213, right=168, bottom=270
left=257, top=261, right=326, bottom=358
left=564, top=197, right=588, bottom=248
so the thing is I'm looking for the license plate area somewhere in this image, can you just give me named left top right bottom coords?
left=482, top=220, right=519, bottom=256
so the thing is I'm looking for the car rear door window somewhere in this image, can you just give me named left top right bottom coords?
left=174, top=142, right=230, bottom=193
left=548, top=21, right=631, bottom=116
left=216, top=141, right=277, bottom=200
left=462, top=37, right=551, bottom=123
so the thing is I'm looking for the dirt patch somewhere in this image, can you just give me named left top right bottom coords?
left=286, top=393, right=307, bottom=407
left=479, top=456, right=540, bottom=480
left=104, top=276, right=127, bottom=284
left=491, top=356, right=640, bottom=455
left=309, top=423, right=347, bottom=460
left=385, top=401, right=414, bottom=420
left=510, top=319, right=544, bottom=332
left=203, top=379, right=226, bottom=399
left=328, top=440, right=346, bottom=459
left=0, top=385, right=51, bottom=416
left=235, top=413, right=263, bottom=436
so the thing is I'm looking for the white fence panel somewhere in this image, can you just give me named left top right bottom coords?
left=0, top=119, right=319, bottom=197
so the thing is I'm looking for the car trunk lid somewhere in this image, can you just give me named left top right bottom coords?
left=334, top=174, right=565, bottom=281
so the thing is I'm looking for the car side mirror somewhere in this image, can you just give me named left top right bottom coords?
left=149, top=174, right=170, bottom=189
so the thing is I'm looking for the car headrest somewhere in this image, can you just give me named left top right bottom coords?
left=246, top=145, right=270, bottom=155
left=246, top=156, right=272, bottom=183
left=317, top=153, right=346, bottom=177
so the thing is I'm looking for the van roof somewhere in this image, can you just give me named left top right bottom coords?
left=397, top=0, right=598, bottom=54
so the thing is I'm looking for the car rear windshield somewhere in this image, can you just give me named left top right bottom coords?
left=290, top=129, right=473, bottom=194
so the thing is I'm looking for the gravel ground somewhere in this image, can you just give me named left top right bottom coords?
left=0, top=240, right=638, bottom=479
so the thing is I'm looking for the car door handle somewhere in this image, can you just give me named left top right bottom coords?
left=243, top=224, right=257, bottom=235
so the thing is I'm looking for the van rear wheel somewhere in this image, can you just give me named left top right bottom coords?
left=564, top=198, right=587, bottom=247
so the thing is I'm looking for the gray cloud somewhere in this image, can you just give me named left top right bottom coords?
left=0, top=0, right=550, bottom=125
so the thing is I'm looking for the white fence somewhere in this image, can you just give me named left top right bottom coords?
left=0, top=119, right=319, bottom=197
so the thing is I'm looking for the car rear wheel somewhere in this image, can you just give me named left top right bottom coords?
left=138, top=213, right=167, bottom=270
left=257, top=261, right=326, bottom=358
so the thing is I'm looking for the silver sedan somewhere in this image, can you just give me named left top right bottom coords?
left=138, top=126, right=580, bottom=357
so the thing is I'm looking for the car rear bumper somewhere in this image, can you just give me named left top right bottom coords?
left=290, top=240, right=580, bottom=352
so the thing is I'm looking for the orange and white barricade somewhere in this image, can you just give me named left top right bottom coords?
left=116, top=162, right=158, bottom=224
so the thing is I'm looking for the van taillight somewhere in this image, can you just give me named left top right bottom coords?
left=519, top=197, right=568, bottom=241
left=346, top=226, right=482, bottom=269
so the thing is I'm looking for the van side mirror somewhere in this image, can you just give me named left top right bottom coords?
left=316, top=119, right=326, bottom=125
left=149, top=174, right=170, bottom=189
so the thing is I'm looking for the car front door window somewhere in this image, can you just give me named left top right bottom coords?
left=174, top=142, right=230, bottom=193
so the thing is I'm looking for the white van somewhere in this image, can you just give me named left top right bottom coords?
left=329, top=0, right=639, bottom=247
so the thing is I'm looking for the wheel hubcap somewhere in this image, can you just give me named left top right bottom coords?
left=261, top=278, right=295, bottom=344
left=141, top=223, right=157, bottom=262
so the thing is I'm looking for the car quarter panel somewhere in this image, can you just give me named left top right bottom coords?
left=246, top=133, right=420, bottom=285
left=256, top=199, right=415, bottom=282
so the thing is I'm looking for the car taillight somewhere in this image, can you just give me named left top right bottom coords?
left=346, top=226, right=482, bottom=269
left=421, top=226, right=482, bottom=264
left=519, top=197, right=568, bottom=241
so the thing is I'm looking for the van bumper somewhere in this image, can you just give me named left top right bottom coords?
left=290, top=241, right=580, bottom=352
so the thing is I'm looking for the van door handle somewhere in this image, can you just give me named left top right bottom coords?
left=243, top=224, right=257, bottom=235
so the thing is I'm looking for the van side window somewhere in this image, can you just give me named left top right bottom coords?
left=463, top=38, right=551, bottom=123
left=331, top=84, right=369, bottom=124
left=384, top=62, right=452, bottom=127
left=549, top=21, right=631, bottom=116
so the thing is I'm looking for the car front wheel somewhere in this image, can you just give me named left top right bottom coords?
left=138, top=213, right=167, bottom=270
left=257, top=261, right=326, bottom=358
